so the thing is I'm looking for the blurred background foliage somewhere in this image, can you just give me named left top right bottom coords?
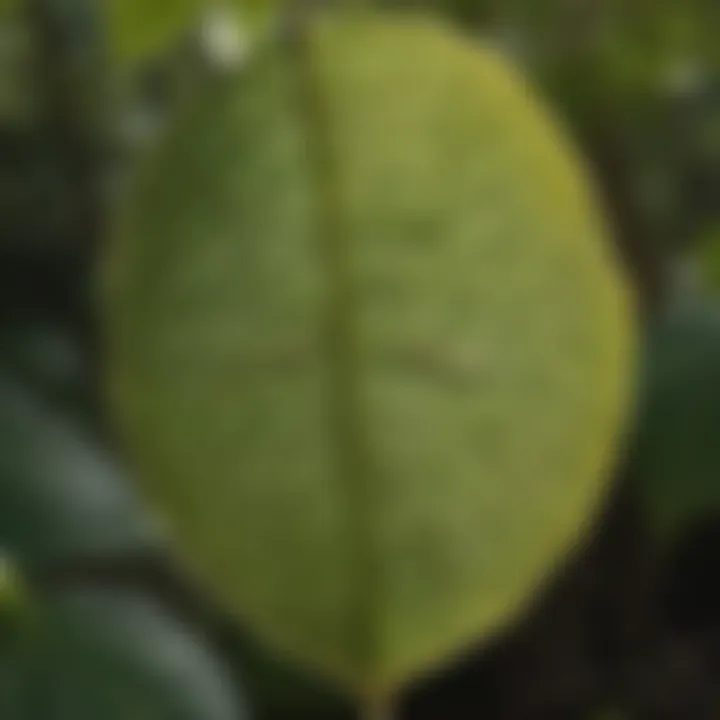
left=0, top=0, right=719, bottom=718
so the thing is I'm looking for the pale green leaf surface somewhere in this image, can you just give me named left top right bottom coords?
left=104, top=11, right=635, bottom=696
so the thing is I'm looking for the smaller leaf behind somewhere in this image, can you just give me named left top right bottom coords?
left=108, top=0, right=277, bottom=69
left=0, top=587, right=247, bottom=720
left=696, top=224, right=720, bottom=293
left=108, top=0, right=207, bottom=67
left=0, top=370, right=161, bottom=571
left=633, top=287, right=720, bottom=541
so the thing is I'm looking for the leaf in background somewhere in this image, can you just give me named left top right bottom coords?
left=697, top=223, right=720, bottom=293
left=0, top=321, right=87, bottom=417
left=0, top=372, right=161, bottom=571
left=232, top=0, right=276, bottom=40
left=0, top=587, right=246, bottom=720
left=0, top=553, right=30, bottom=654
left=0, top=12, right=39, bottom=126
left=104, top=11, right=635, bottom=697
left=0, top=0, right=17, bottom=16
left=633, top=288, right=720, bottom=540
left=108, top=0, right=206, bottom=67
left=0, top=553, right=24, bottom=613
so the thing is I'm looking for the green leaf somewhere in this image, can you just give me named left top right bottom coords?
left=0, top=588, right=246, bottom=720
left=697, top=223, right=720, bottom=293
left=633, top=289, right=720, bottom=539
left=0, top=554, right=30, bottom=652
left=0, top=13, right=39, bottom=125
left=233, top=0, right=276, bottom=35
left=108, top=0, right=207, bottom=66
left=0, top=371, right=160, bottom=570
left=0, top=0, right=17, bottom=16
left=0, top=321, right=87, bottom=416
left=108, top=0, right=273, bottom=71
left=104, top=11, right=636, bottom=697
left=0, top=554, right=24, bottom=612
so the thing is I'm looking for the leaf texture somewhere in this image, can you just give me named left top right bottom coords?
left=104, top=11, right=635, bottom=696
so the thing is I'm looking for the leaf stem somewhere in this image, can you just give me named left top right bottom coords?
left=288, top=0, right=381, bottom=673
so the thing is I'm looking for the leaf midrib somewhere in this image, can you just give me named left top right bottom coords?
left=289, top=20, right=382, bottom=688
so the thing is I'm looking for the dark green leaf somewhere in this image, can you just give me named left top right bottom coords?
left=697, top=224, right=720, bottom=293
left=633, top=289, right=720, bottom=539
left=0, top=372, right=160, bottom=570
left=0, top=587, right=246, bottom=720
